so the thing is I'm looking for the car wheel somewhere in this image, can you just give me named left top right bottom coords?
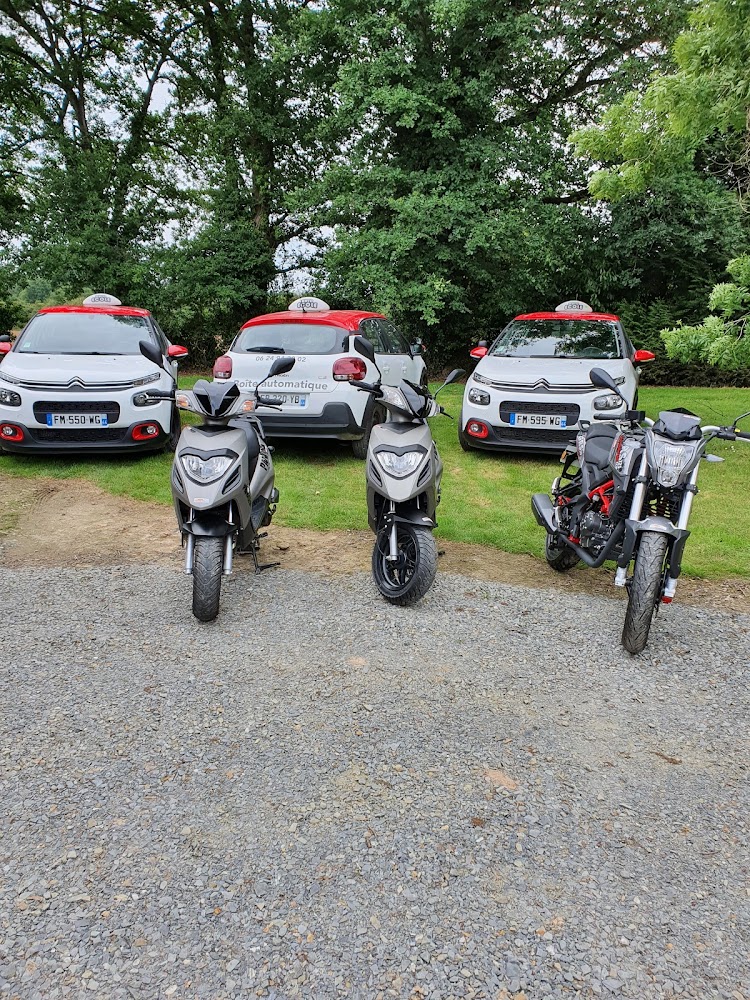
left=351, top=405, right=384, bottom=459
left=164, top=403, right=181, bottom=453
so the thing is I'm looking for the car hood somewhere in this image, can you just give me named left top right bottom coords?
left=1, top=352, right=162, bottom=386
left=475, top=355, right=629, bottom=386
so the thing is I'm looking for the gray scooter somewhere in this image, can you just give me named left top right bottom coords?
left=352, top=336, right=464, bottom=605
left=140, top=342, right=295, bottom=620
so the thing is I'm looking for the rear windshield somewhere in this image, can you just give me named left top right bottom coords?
left=491, top=319, right=621, bottom=360
left=234, top=322, right=347, bottom=355
left=16, top=312, right=155, bottom=355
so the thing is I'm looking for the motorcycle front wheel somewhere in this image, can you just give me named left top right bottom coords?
left=192, top=536, right=224, bottom=621
left=621, top=531, right=669, bottom=654
left=372, top=524, right=438, bottom=606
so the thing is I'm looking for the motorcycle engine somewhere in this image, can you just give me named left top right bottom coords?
left=578, top=510, right=612, bottom=551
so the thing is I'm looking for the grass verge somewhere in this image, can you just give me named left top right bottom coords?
left=2, top=381, right=749, bottom=578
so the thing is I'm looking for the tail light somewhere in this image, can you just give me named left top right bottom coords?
left=332, top=357, right=367, bottom=381
left=466, top=420, right=489, bottom=439
left=213, top=355, right=233, bottom=380
left=0, top=423, right=23, bottom=441
left=132, top=422, right=161, bottom=441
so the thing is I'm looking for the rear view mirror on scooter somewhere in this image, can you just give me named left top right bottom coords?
left=139, top=339, right=165, bottom=369
left=435, top=368, right=465, bottom=396
left=353, top=336, right=376, bottom=364
left=589, top=367, right=624, bottom=398
left=268, top=356, right=295, bottom=378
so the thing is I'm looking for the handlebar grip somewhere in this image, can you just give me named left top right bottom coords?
left=354, top=381, right=381, bottom=395
left=735, top=430, right=750, bottom=440
left=144, top=389, right=174, bottom=399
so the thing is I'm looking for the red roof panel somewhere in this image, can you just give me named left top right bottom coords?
left=39, top=305, right=152, bottom=318
left=240, top=309, right=384, bottom=332
left=516, top=311, right=620, bottom=322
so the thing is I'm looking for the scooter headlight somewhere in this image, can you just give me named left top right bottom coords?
left=181, top=453, right=235, bottom=483
left=375, top=449, right=424, bottom=478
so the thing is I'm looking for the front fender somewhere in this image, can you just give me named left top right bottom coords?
left=384, top=507, right=436, bottom=530
left=618, top=516, right=690, bottom=570
left=183, top=513, right=235, bottom=538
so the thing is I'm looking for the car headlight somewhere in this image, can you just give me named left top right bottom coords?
left=181, top=453, right=235, bottom=483
left=645, top=434, right=698, bottom=488
left=594, top=393, right=623, bottom=411
left=132, top=372, right=162, bottom=388
left=375, top=449, right=424, bottom=477
left=468, top=387, right=490, bottom=405
left=0, top=387, right=21, bottom=406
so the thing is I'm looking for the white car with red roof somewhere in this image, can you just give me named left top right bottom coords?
left=0, top=293, right=188, bottom=454
left=212, top=297, right=427, bottom=457
left=459, top=300, right=654, bottom=453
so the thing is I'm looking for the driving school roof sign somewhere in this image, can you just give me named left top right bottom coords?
left=288, top=297, right=330, bottom=313
left=555, top=299, right=593, bottom=313
left=83, top=293, right=122, bottom=306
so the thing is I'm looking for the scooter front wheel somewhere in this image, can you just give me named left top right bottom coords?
left=372, top=524, right=438, bottom=606
left=192, top=536, right=224, bottom=621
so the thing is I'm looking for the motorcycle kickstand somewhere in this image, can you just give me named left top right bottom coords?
left=251, top=535, right=280, bottom=575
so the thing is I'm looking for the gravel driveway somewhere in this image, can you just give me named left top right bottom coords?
left=1, top=564, right=748, bottom=999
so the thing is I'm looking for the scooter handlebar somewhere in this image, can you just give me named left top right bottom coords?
left=354, top=381, right=382, bottom=395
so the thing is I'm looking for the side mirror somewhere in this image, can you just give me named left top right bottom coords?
left=633, top=349, right=655, bottom=363
left=444, top=368, right=465, bottom=386
left=139, top=339, right=164, bottom=369
left=589, top=367, right=623, bottom=397
left=470, top=346, right=488, bottom=359
left=0, top=334, right=11, bottom=343
left=167, top=344, right=189, bottom=360
left=410, top=338, right=426, bottom=356
left=353, top=335, right=376, bottom=364
left=268, top=356, right=295, bottom=378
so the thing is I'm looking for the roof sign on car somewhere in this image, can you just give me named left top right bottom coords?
left=83, top=293, right=122, bottom=306
left=288, top=296, right=330, bottom=313
left=555, top=299, right=593, bottom=313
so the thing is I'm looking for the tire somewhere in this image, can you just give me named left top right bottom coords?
left=545, top=532, right=580, bottom=572
left=351, top=405, right=384, bottom=459
left=372, top=524, right=438, bottom=606
left=164, top=404, right=181, bottom=453
left=621, top=531, right=669, bottom=654
left=458, top=409, right=473, bottom=452
left=192, top=536, right=224, bottom=621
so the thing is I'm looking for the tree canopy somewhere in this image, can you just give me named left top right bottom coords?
left=1, top=0, right=747, bottom=376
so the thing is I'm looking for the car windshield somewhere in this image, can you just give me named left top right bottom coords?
left=490, top=319, right=621, bottom=360
left=16, top=312, right=154, bottom=355
left=234, top=322, right=346, bottom=355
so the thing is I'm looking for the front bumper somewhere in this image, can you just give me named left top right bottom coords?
left=465, top=421, right=577, bottom=453
left=256, top=400, right=368, bottom=441
left=0, top=418, right=170, bottom=454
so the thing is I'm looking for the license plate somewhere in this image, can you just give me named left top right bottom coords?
left=46, top=413, right=109, bottom=427
left=281, top=394, right=308, bottom=408
left=508, top=412, right=567, bottom=429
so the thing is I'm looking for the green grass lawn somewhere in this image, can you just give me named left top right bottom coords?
left=2, top=380, right=750, bottom=578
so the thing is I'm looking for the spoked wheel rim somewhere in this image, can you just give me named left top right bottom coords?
left=374, top=525, right=419, bottom=597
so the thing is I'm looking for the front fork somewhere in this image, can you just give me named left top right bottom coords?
left=614, top=455, right=698, bottom=598
left=387, top=501, right=399, bottom=562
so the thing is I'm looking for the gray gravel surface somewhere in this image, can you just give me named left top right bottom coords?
left=1, top=564, right=748, bottom=1000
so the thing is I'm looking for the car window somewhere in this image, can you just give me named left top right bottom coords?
left=379, top=319, right=411, bottom=355
left=15, top=312, right=157, bottom=355
left=234, top=322, right=347, bottom=355
left=490, top=319, right=621, bottom=360
left=358, top=318, right=388, bottom=353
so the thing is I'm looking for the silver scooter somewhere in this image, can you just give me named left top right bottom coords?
left=139, top=342, right=294, bottom=621
left=352, top=336, right=464, bottom=605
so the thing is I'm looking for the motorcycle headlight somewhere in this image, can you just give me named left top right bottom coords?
left=0, top=387, right=21, bottom=406
left=594, top=393, right=623, bottom=411
left=645, top=434, right=698, bottom=488
left=375, top=449, right=424, bottom=478
left=468, top=387, right=490, bottom=405
left=181, top=453, right=235, bottom=483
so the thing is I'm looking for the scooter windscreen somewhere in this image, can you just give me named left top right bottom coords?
left=379, top=380, right=430, bottom=419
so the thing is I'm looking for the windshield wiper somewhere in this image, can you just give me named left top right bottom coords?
left=245, top=346, right=285, bottom=353
left=56, top=351, right=128, bottom=355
